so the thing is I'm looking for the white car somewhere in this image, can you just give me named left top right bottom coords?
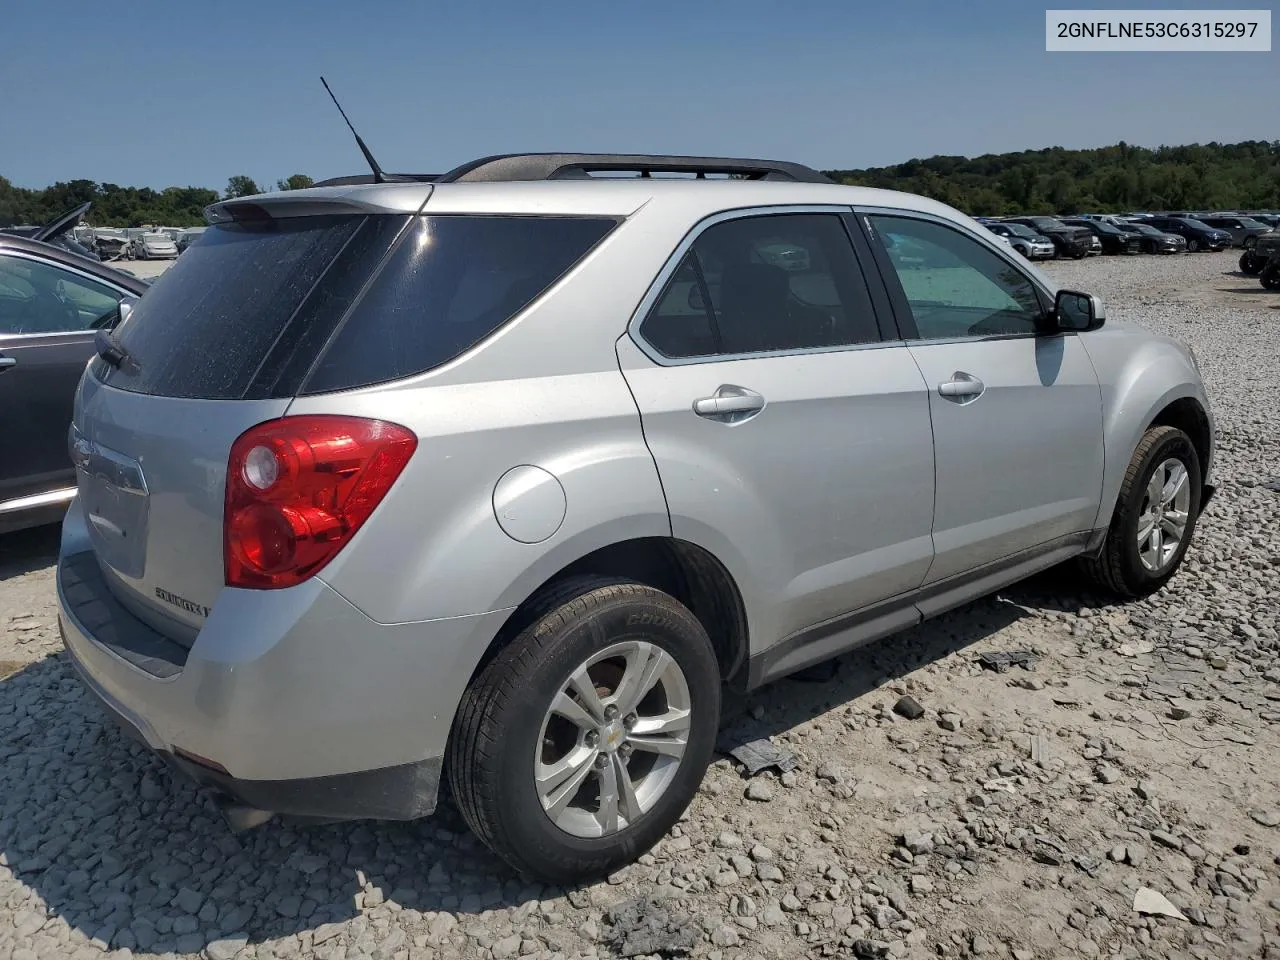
left=134, top=232, right=179, bottom=260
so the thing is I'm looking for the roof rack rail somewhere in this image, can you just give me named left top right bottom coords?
left=312, top=173, right=440, bottom=187
left=433, top=153, right=835, bottom=185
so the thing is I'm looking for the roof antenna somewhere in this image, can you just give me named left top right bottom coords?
left=320, top=76, right=389, bottom=184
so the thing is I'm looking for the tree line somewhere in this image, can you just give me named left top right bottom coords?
left=825, top=140, right=1280, bottom=215
left=4, top=140, right=1279, bottom=228
left=0, top=174, right=315, bottom=228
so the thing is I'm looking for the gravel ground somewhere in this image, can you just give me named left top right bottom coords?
left=2, top=249, right=1278, bottom=960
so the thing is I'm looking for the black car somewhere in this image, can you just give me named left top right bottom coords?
left=0, top=217, right=149, bottom=533
left=1116, top=222, right=1185, bottom=254
left=1142, top=216, right=1232, bottom=252
left=1002, top=216, right=1094, bottom=259
left=1061, top=218, right=1143, bottom=255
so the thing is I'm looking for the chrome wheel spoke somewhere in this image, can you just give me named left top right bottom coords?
left=537, top=747, right=597, bottom=819
left=567, top=666, right=606, bottom=724
left=630, top=706, right=691, bottom=737
left=611, top=646, right=672, bottom=716
left=626, top=731, right=688, bottom=758
left=1136, top=511, right=1157, bottom=546
left=1162, top=463, right=1188, bottom=504
left=595, top=754, right=643, bottom=835
left=613, top=753, right=643, bottom=822
left=551, top=691, right=596, bottom=732
left=1146, top=471, right=1165, bottom=508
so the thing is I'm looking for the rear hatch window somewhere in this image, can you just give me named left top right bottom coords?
left=97, top=212, right=616, bottom=400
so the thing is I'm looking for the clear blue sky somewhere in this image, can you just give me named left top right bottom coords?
left=2, top=0, right=1273, bottom=191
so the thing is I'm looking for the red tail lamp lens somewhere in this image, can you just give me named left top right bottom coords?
left=224, top=415, right=417, bottom=588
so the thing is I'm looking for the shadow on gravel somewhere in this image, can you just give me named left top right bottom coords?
left=716, top=566, right=1106, bottom=751
left=0, top=523, right=61, bottom=582
left=0, top=568, right=1106, bottom=957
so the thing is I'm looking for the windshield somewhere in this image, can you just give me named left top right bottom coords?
left=1002, top=223, right=1037, bottom=238
left=1239, top=218, right=1268, bottom=229
left=1027, top=218, right=1062, bottom=230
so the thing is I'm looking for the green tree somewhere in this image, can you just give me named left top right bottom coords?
left=224, top=175, right=262, bottom=199
left=276, top=174, right=315, bottom=191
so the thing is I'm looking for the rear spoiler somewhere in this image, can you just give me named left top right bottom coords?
left=205, top=183, right=434, bottom=224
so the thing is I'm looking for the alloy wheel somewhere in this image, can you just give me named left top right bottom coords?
left=1136, top=458, right=1192, bottom=572
left=535, top=640, right=691, bottom=838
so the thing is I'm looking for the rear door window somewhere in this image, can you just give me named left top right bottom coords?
left=301, top=215, right=616, bottom=393
left=640, top=213, right=882, bottom=359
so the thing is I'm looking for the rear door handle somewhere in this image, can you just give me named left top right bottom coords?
left=938, top=372, right=985, bottom=402
left=693, top=385, right=765, bottom=421
left=0, top=356, right=16, bottom=373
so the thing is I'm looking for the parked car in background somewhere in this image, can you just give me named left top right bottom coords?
left=1116, top=222, right=1186, bottom=254
left=983, top=222, right=1056, bottom=259
left=134, top=231, right=180, bottom=260
left=1003, top=216, right=1094, bottom=259
left=1142, top=217, right=1232, bottom=252
left=0, top=229, right=148, bottom=533
left=1195, top=215, right=1273, bottom=250
left=92, top=229, right=135, bottom=261
left=1241, top=231, right=1280, bottom=274
left=1061, top=218, right=1143, bottom=255
left=54, top=151, right=1216, bottom=883
left=176, top=226, right=207, bottom=252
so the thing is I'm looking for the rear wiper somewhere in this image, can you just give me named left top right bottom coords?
left=94, top=328, right=136, bottom=372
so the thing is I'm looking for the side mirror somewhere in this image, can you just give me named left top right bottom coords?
left=117, top=294, right=139, bottom=327
left=1053, top=288, right=1104, bottom=332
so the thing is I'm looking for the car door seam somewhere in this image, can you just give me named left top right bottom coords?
left=612, top=331, right=675, bottom=538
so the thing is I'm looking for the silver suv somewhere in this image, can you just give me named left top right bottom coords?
left=57, top=153, right=1216, bottom=883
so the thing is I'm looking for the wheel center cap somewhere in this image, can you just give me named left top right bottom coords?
left=600, top=721, right=625, bottom=751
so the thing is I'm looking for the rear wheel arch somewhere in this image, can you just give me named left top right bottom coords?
left=464, top=537, right=750, bottom=696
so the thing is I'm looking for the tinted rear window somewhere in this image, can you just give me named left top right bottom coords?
left=300, top=215, right=615, bottom=394
left=100, top=215, right=367, bottom=399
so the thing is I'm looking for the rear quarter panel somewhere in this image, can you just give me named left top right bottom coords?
left=286, top=205, right=691, bottom=625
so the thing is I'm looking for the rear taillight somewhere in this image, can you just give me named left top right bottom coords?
left=224, top=415, right=417, bottom=589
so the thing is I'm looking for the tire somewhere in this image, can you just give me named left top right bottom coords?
left=1240, top=252, right=1259, bottom=275
left=1187, top=239, right=1200, bottom=252
left=447, top=577, right=721, bottom=883
left=1014, top=244, right=1029, bottom=258
left=1262, top=267, right=1280, bottom=291
left=1080, top=425, right=1202, bottom=599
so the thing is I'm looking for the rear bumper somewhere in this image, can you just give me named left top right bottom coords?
left=56, top=498, right=509, bottom=820
left=62, top=629, right=443, bottom=820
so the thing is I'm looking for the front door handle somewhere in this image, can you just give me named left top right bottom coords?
left=693, top=385, right=765, bottom=422
left=938, top=372, right=985, bottom=402
left=0, top=356, right=16, bottom=373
